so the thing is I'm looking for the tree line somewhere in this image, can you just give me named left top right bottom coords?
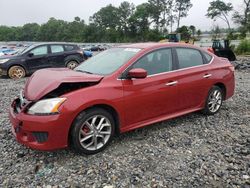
left=206, top=0, right=250, bottom=39
left=0, top=0, right=249, bottom=43
left=0, top=0, right=193, bottom=42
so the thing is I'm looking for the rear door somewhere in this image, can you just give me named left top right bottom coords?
left=26, top=45, right=50, bottom=72
left=122, top=48, right=179, bottom=127
left=48, top=44, right=65, bottom=67
left=174, top=47, right=213, bottom=111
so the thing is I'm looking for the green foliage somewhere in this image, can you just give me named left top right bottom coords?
left=189, top=25, right=196, bottom=38
left=176, top=25, right=191, bottom=41
left=211, top=25, right=222, bottom=40
left=196, top=29, right=202, bottom=40
left=175, top=0, right=192, bottom=29
left=90, top=4, right=120, bottom=30
left=227, top=31, right=240, bottom=40
left=0, top=0, right=194, bottom=42
left=206, top=0, right=233, bottom=30
left=233, top=0, right=250, bottom=36
left=235, top=40, right=250, bottom=55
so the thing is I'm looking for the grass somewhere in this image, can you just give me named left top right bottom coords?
left=235, top=39, right=250, bottom=55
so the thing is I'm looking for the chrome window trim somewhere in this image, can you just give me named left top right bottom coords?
left=117, top=47, right=174, bottom=80
left=147, top=55, right=214, bottom=78
left=117, top=55, right=214, bottom=80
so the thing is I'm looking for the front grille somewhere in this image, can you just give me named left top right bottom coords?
left=32, top=132, right=48, bottom=143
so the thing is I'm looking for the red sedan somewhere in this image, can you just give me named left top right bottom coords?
left=9, top=43, right=235, bottom=154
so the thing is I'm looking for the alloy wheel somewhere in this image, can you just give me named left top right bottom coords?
left=208, top=89, right=222, bottom=113
left=78, top=115, right=112, bottom=151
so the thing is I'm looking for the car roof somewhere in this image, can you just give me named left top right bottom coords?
left=31, top=42, right=77, bottom=47
left=119, top=42, right=200, bottom=50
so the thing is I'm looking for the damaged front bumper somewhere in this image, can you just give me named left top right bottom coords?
left=9, top=98, right=71, bottom=151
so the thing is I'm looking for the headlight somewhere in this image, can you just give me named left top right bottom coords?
left=27, top=98, right=66, bottom=115
left=0, top=59, right=9, bottom=64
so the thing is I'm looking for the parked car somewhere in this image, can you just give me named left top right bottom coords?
left=89, top=45, right=106, bottom=51
left=9, top=43, right=235, bottom=154
left=0, top=48, right=16, bottom=55
left=81, top=45, right=92, bottom=51
left=83, top=50, right=93, bottom=58
left=0, top=43, right=84, bottom=78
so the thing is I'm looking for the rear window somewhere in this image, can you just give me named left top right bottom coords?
left=176, top=48, right=204, bottom=69
left=64, top=45, right=75, bottom=51
left=203, top=52, right=213, bottom=63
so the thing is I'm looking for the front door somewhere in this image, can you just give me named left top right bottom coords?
left=26, top=45, right=50, bottom=72
left=122, top=48, right=179, bottom=128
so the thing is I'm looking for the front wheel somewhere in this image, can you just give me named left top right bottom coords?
left=8, top=66, right=26, bottom=79
left=202, top=86, right=223, bottom=115
left=70, top=108, right=115, bottom=155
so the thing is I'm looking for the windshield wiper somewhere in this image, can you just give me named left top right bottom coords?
left=75, top=70, right=93, bottom=74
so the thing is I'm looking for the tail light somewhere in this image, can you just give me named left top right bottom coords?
left=77, top=50, right=83, bottom=55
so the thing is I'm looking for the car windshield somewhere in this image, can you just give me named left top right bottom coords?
left=75, top=47, right=141, bottom=75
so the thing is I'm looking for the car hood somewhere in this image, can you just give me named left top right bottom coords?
left=24, top=68, right=104, bottom=101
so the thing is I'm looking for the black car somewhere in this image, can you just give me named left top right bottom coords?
left=0, top=43, right=84, bottom=78
left=89, top=45, right=106, bottom=51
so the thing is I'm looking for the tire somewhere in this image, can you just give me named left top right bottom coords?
left=8, top=65, right=26, bottom=79
left=202, top=86, right=223, bottom=115
left=66, top=60, right=78, bottom=69
left=70, top=108, right=115, bottom=155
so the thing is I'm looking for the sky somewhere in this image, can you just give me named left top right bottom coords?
left=0, top=0, right=243, bottom=31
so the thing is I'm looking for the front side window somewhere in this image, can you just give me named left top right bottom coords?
left=30, top=46, right=48, bottom=56
left=51, top=45, right=64, bottom=53
left=132, top=48, right=173, bottom=75
left=176, top=48, right=204, bottom=69
left=75, top=47, right=141, bottom=75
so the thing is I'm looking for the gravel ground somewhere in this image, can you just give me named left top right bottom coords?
left=0, top=63, right=249, bottom=187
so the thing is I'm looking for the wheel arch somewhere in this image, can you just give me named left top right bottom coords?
left=68, top=103, right=121, bottom=145
left=65, top=55, right=81, bottom=66
left=214, top=82, right=226, bottom=100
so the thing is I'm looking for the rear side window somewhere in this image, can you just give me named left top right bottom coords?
left=203, top=52, right=213, bottom=63
left=132, top=48, right=173, bottom=75
left=64, top=45, right=75, bottom=51
left=51, top=45, right=64, bottom=53
left=176, top=48, right=204, bottom=69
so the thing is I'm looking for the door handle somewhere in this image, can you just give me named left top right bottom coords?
left=166, top=81, right=178, bottom=86
left=203, top=74, right=212, bottom=78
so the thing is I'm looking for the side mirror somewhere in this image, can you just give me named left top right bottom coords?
left=127, top=68, right=147, bottom=79
left=28, top=52, right=34, bottom=57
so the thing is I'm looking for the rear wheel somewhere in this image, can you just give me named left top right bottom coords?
left=8, top=66, right=26, bottom=79
left=66, top=60, right=78, bottom=69
left=202, top=86, right=223, bottom=115
left=70, top=108, right=115, bottom=155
